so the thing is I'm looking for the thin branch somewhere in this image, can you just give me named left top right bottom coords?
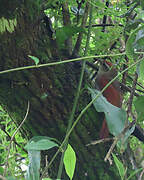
left=0, top=53, right=127, bottom=75
left=139, top=168, right=144, bottom=180
left=62, top=2, right=72, bottom=55
left=72, top=2, right=89, bottom=56
left=127, top=72, right=138, bottom=120
left=136, top=88, right=144, bottom=94
left=76, top=0, right=85, bottom=24
left=85, top=23, right=123, bottom=28
left=86, top=137, right=114, bottom=146
left=120, top=83, right=139, bottom=97
left=126, top=144, right=138, bottom=171
left=101, top=0, right=109, bottom=32
left=104, top=120, right=136, bottom=162
left=3, top=101, right=30, bottom=176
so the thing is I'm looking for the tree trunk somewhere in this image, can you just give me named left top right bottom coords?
left=0, top=1, right=120, bottom=179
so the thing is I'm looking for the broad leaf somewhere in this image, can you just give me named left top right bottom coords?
left=126, top=24, right=144, bottom=59
left=134, top=96, right=144, bottom=121
left=64, top=144, right=76, bottom=180
left=88, top=88, right=126, bottom=136
left=133, top=29, right=144, bottom=50
left=24, top=136, right=58, bottom=151
left=112, top=153, right=126, bottom=180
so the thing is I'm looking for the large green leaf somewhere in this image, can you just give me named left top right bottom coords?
left=88, top=88, right=126, bottom=136
left=24, top=136, right=58, bottom=151
left=64, top=144, right=76, bottom=180
left=112, top=153, right=126, bottom=180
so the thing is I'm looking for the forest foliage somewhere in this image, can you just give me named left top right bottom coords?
left=0, top=0, right=144, bottom=179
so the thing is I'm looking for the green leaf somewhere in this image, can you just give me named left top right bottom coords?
left=127, top=168, right=143, bottom=180
left=28, top=55, right=39, bottom=65
left=137, top=58, right=144, bottom=78
left=126, top=24, right=144, bottom=59
left=94, top=0, right=105, bottom=8
left=133, top=29, right=144, bottom=50
left=88, top=88, right=126, bottom=136
left=26, top=150, right=40, bottom=180
left=117, top=125, right=135, bottom=152
left=134, top=96, right=144, bottom=121
left=56, top=25, right=85, bottom=47
left=125, top=19, right=144, bottom=33
left=64, top=144, right=76, bottom=180
left=0, top=166, right=4, bottom=174
left=140, top=0, right=144, bottom=9
left=112, top=153, right=125, bottom=180
left=24, top=136, right=58, bottom=151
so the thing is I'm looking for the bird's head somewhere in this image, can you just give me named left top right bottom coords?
left=98, top=60, right=117, bottom=77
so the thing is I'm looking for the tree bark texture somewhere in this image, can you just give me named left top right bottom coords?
left=0, top=1, right=120, bottom=179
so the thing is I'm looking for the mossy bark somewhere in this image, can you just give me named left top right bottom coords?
left=0, top=1, right=120, bottom=179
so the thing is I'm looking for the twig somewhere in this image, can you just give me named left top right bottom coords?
left=121, top=57, right=129, bottom=92
left=0, top=53, right=127, bottom=75
left=120, top=83, right=139, bottom=96
left=85, top=24, right=123, bottom=28
left=3, top=101, right=30, bottom=176
left=126, top=144, right=138, bottom=171
left=104, top=121, right=135, bottom=162
left=72, top=2, right=89, bottom=56
left=136, top=88, right=144, bottom=94
left=76, top=0, right=85, bottom=24
left=101, top=0, right=109, bottom=32
left=86, top=137, right=114, bottom=146
left=62, top=2, right=72, bottom=55
left=139, top=168, right=144, bottom=180
left=127, top=72, right=138, bottom=119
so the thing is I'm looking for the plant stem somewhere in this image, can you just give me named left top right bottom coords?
left=56, top=3, right=93, bottom=179
left=0, top=53, right=126, bottom=75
